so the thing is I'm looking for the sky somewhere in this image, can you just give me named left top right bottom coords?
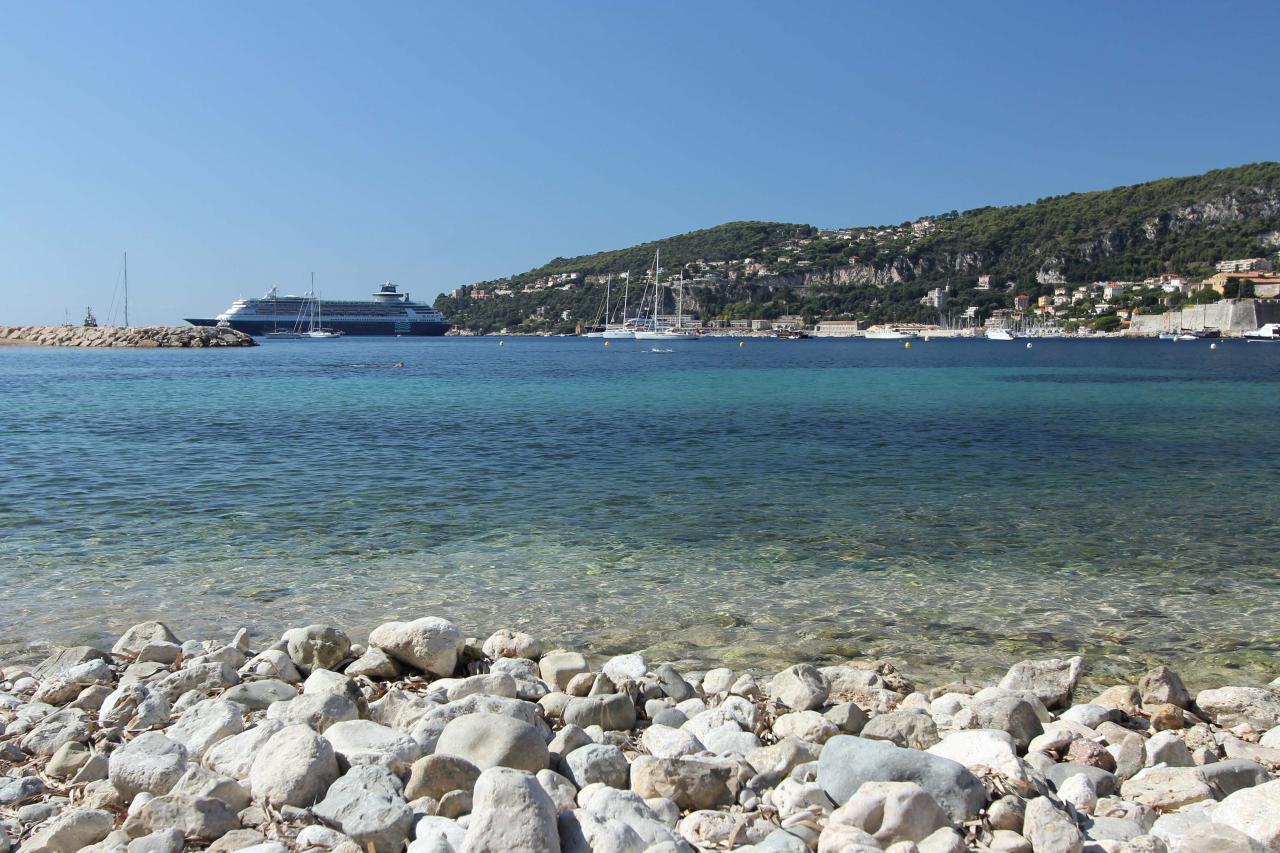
left=2, top=1, right=1278, bottom=325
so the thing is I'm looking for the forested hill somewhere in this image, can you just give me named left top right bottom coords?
left=436, top=162, right=1280, bottom=332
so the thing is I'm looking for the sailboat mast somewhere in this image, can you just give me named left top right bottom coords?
left=123, top=252, right=129, bottom=327
left=653, top=249, right=660, bottom=327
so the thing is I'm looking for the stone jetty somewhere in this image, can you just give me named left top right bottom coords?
left=0, top=325, right=256, bottom=348
left=2, top=619, right=1279, bottom=852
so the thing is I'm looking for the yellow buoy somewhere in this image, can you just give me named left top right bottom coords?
left=904, top=341, right=911, bottom=349
left=739, top=341, right=744, bottom=348
left=604, top=341, right=610, bottom=347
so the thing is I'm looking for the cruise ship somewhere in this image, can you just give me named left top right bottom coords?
left=187, top=283, right=451, bottom=337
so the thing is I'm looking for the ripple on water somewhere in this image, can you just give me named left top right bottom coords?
left=1, top=338, right=1279, bottom=688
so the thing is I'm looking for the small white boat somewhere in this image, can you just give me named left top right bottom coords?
left=986, top=327, right=1016, bottom=341
left=1244, top=323, right=1280, bottom=342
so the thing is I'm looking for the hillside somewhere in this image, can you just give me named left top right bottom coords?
left=435, top=163, right=1280, bottom=333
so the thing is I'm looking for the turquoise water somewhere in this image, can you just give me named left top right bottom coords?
left=2, top=337, right=1278, bottom=688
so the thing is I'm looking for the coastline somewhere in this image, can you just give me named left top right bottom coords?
left=2, top=615, right=1277, bottom=852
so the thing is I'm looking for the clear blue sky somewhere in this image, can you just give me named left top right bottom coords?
left=2, top=1, right=1277, bottom=325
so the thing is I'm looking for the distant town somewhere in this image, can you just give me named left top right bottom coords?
left=444, top=251, right=1280, bottom=338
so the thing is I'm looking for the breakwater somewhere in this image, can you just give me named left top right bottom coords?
left=1, top=616, right=1278, bottom=852
left=0, top=325, right=257, bottom=348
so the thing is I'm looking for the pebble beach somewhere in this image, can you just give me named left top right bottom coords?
left=2, top=616, right=1279, bottom=853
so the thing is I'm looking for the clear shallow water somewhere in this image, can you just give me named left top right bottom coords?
left=1, top=337, right=1278, bottom=689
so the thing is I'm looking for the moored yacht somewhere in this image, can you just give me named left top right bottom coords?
left=1244, top=323, right=1280, bottom=342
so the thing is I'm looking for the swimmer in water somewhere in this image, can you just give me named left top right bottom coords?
left=393, top=361, right=404, bottom=368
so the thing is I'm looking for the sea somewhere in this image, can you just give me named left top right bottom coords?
left=2, top=336, right=1278, bottom=689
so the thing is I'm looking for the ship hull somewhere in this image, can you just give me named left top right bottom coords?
left=186, top=318, right=451, bottom=337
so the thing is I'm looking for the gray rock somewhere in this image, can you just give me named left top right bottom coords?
left=1195, top=687, right=1280, bottom=729
left=136, top=642, right=182, bottom=665
left=201, top=720, right=284, bottom=781
left=861, top=710, right=940, bottom=750
left=108, top=731, right=191, bottom=801
left=463, top=767, right=560, bottom=853
left=113, top=623, right=181, bottom=657
left=539, top=652, right=590, bottom=692
left=166, top=698, right=244, bottom=759
left=655, top=664, right=694, bottom=702
left=1145, top=730, right=1193, bottom=768
left=536, top=768, right=579, bottom=813
left=630, top=755, right=736, bottom=811
left=563, top=744, right=629, bottom=789
left=771, top=664, right=829, bottom=711
left=239, top=650, right=302, bottom=684
left=247, top=724, right=339, bottom=807
left=22, top=807, right=114, bottom=853
left=446, top=673, right=518, bottom=702
left=988, top=794, right=1025, bottom=832
left=124, top=794, right=240, bottom=842
left=406, top=753, right=481, bottom=801
left=345, top=647, right=406, bottom=681
left=0, top=774, right=46, bottom=805
left=651, top=707, right=687, bottom=728
left=1170, top=822, right=1267, bottom=853
left=265, top=691, right=358, bottom=732
left=282, top=625, right=351, bottom=675
left=1198, top=759, right=1270, bottom=799
left=826, top=702, right=870, bottom=734
left=827, top=780, right=949, bottom=847
left=1210, top=778, right=1280, bottom=850
left=434, top=712, right=548, bottom=772
left=641, top=724, right=704, bottom=759
left=481, top=629, right=542, bottom=661
left=323, top=719, right=422, bottom=773
left=1046, top=763, right=1119, bottom=798
left=169, top=764, right=250, bottom=811
left=312, top=765, right=413, bottom=853
left=153, top=662, right=239, bottom=702
left=368, top=617, right=462, bottom=677
left=549, top=724, right=593, bottom=765
left=34, top=646, right=112, bottom=680
left=20, top=708, right=91, bottom=756
left=411, top=694, right=547, bottom=753
left=998, top=656, right=1084, bottom=710
left=1085, top=816, right=1144, bottom=842
left=126, top=827, right=184, bottom=853
left=816, top=735, right=987, bottom=822
left=71, top=753, right=110, bottom=785
left=563, top=694, right=637, bottom=731
left=602, top=654, right=647, bottom=684
left=976, top=696, right=1044, bottom=751
left=1023, top=796, right=1084, bottom=853
left=221, top=679, right=296, bottom=711
left=1138, top=667, right=1191, bottom=709
left=559, top=809, right=646, bottom=853
left=117, top=662, right=170, bottom=690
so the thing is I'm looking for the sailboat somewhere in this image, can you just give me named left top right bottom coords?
left=634, top=250, right=672, bottom=340
left=601, top=272, right=635, bottom=338
left=660, top=272, right=700, bottom=340
left=304, top=274, right=343, bottom=338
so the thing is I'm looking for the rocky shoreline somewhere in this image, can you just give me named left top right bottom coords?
left=0, top=326, right=256, bottom=348
left=1, top=618, right=1278, bottom=853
